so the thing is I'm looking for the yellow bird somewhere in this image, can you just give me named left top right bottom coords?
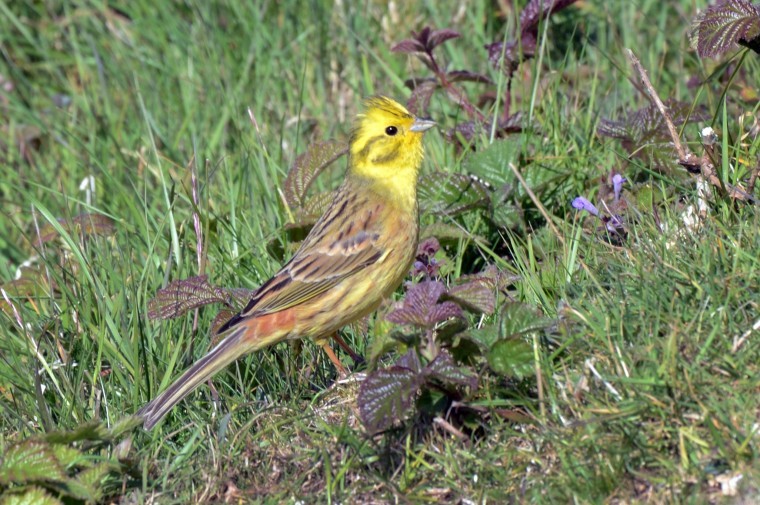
left=139, top=97, right=435, bottom=429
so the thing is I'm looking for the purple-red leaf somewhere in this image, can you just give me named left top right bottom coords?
left=417, top=237, right=440, bottom=258
left=148, top=276, right=230, bottom=320
left=429, top=301, right=463, bottom=324
left=446, top=279, right=496, bottom=314
left=485, top=40, right=520, bottom=73
left=520, top=0, right=579, bottom=35
left=485, top=37, right=532, bottom=76
left=386, top=281, right=461, bottom=328
left=596, top=118, right=630, bottom=140
left=427, top=28, right=461, bottom=49
left=424, top=350, right=478, bottom=390
left=693, top=0, right=760, bottom=58
left=226, top=287, right=256, bottom=309
left=295, top=190, right=336, bottom=225
left=283, top=140, right=347, bottom=208
left=395, top=348, right=422, bottom=372
left=403, top=77, right=437, bottom=90
left=392, top=38, right=426, bottom=54
left=358, top=366, right=424, bottom=433
left=393, top=27, right=461, bottom=55
left=598, top=100, right=709, bottom=169
left=446, top=70, right=493, bottom=85
left=499, top=113, right=525, bottom=134
left=210, top=309, right=238, bottom=336
left=487, top=0, right=574, bottom=75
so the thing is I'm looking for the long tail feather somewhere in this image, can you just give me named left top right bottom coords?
left=138, top=327, right=248, bottom=430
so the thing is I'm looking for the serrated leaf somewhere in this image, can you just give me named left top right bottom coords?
left=424, top=350, right=478, bottom=389
left=520, top=0, right=579, bottom=34
left=500, top=302, right=554, bottom=338
left=397, top=26, right=460, bottom=55
left=490, top=192, right=522, bottom=229
left=446, top=279, right=496, bottom=314
left=394, top=348, right=422, bottom=373
left=225, top=287, right=257, bottom=310
left=599, top=100, right=708, bottom=144
left=108, top=414, right=145, bottom=439
left=391, top=38, right=425, bottom=54
left=418, top=171, right=490, bottom=216
left=485, top=40, right=521, bottom=75
left=53, top=476, right=99, bottom=502
left=429, top=301, right=462, bottom=323
left=463, top=325, right=501, bottom=350
left=462, top=139, right=520, bottom=188
left=598, top=100, right=709, bottom=170
left=147, top=275, right=230, bottom=320
left=386, top=281, right=461, bottom=328
left=427, top=28, right=460, bottom=49
left=446, top=333, right=484, bottom=364
left=694, top=0, right=760, bottom=58
left=0, top=441, right=65, bottom=485
left=596, top=118, right=630, bottom=140
left=463, top=302, right=550, bottom=359
left=446, top=70, right=492, bottom=84
left=283, top=140, right=347, bottom=208
left=434, top=317, right=470, bottom=346
left=295, top=191, right=336, bottom=225
left=463, top=264, right=520, bottom=292
left=41, top=421, right=111, bottom=444
left=0, top=487, right=63, bottom=505
left=487, top=337, right=534, bottom=379
left=49, top=445, right=86, bottom=470
left=75, top=463, right=113, bottom=501
left=358, top=367, right=424, bottom=433
left=211, top=308, right=237, bottom=335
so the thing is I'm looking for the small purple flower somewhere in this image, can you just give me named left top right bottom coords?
left=413, top=257, right=440, bottom=278
left=417, top=237, right=440, bottom=258
left=413, top=237, right=442, bottom=278
left=612, top=174, right=626, bottom=202
left=572, top=197, right=599, bottom=216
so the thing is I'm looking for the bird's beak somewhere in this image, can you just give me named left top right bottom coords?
left=410, top=117, right=436, bottom=132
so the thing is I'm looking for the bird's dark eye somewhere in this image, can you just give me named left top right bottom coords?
left=385, top=126, right=398, bottom=136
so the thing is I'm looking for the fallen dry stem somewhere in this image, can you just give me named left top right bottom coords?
left=625, top=49, right=754, bottom=204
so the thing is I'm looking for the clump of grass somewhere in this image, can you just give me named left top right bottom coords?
left=1, top=0, right=759, bottom=503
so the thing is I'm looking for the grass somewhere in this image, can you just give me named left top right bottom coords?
left=1, top=0, right=759, bottom=502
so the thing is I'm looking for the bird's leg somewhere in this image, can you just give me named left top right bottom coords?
left=330, top=333, right=365, bottom=366
left=320, top=341, right=349, bottom=377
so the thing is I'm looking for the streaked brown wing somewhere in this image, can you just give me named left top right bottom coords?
left=248, top=230, right=383, bottom=315
left=217, top=188, right=386, bottom=333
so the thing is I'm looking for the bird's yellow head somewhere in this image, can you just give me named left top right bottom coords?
left=348, top=96, right=435, bottom=210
